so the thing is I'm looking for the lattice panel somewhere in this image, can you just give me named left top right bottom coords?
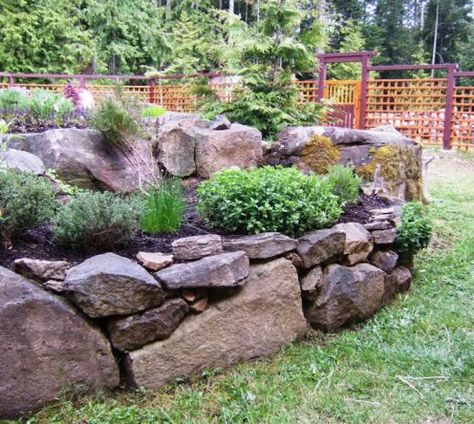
left=451, top=86, right=474, bottom=149
left=295, top=80, right=318, bottom=103
left=366, top=79, right=447, bottom=144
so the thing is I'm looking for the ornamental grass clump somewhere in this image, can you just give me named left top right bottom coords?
left=0, top=169, right=57, bottom=240
left=325, top=164, right=362, bottom=205
left=395, top=202, right=433, bottom=254
left=197, top=166, right=343, bottom=237
left=53, top=191, right=142, bottom=251
left=141, top=180, right=185, bottom=234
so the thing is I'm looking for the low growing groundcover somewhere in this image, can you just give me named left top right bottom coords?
left=16, top=152, right=474, bottom=423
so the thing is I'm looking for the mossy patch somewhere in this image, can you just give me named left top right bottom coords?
left=300, top=135, right=340, bottom=174
left=356, top=145, right=424, bottom=201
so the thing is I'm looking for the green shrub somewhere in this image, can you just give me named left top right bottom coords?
left=197, top=166, right=343, bottom=237
left=0, top=169, right=57, bottom=239
left=53, top=191, right=141, bottom=251
left=26, top=90, right=74, bottom=119
left=395, top=202, right=433, bottom=254
left=141, top=180, right=185, bottom=234
left=325, top=164, right=362, bottom=205
left=0, top=89, right=26, bottom=110
left=89, top=97, right=140, bottom=149
left=142, top=105, right=166, bottom=118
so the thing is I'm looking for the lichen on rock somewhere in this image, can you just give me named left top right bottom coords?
left=299, top=135, right=341, bottom=174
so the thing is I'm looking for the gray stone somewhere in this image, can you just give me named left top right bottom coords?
left=195, top=123, right=263, bottom=178
left=372, top=228, right=397, bottom=245
left=296, top=229, right=346, bottom=268
left=155, top=251, right=249, bottom=290
left=0, top=149, right=45, bottom=174
left=64, top=253, right=165, bottom=318
left=0, top=266, right=119, bottom=419
left=136, top=251, right=174, bottom=271
left=364, top=221, right=393, bottom=231
left=107, top=298, right=189, bottom=351
left=14, top=258, right=71, bottom=282
left=157, top=112, right=209, bottom=128
left=8, top=129, right=157, bottom=192
left=223, top=232, right=297, bottom=259
left=124, top=258, right=307, bottom=389
left=172, top=234, right=223, bottom=261
left=304, top=263, right=385, bottom=331
left=209, top=115, right=231, bottom=130
left=157, top=124, right=196, bottom=177
left=333, top=222, right=373, bottom=265
left=369, top=249, right=399, bottom=273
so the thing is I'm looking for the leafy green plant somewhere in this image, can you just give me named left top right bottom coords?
left=25, top=90, right=74, bottom=119
left=142, top=105, right=166, bottom=118
left=395, top=202, right=433, bottom=254
left=0, top=169, right=57, bottom=240
left=89, top=97, right=140, bottom=149
left=325, top=164, right=362, bottom=205
left=53, top=191, right=141, bottom=251
left=197, top=166, right=342, bottom=237
left=141, top=180, right=185, bottom=234
left=0, top=89, right=26, bottom=110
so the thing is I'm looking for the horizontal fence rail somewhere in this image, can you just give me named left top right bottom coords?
left=1, top=65, right=474, bottom=149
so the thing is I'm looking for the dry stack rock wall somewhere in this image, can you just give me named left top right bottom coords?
left=1, top=206, right=412, bottom=419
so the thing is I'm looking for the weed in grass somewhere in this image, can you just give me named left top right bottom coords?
left=141, top=180, right=185, bottom=234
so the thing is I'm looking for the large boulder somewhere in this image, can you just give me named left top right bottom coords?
left=194, top=124, right=263, bottom=178
left=64, top=253, right=165, bottom=318
left=8, top=128, right=157, bottom=192
left=107, top=298, right=189, bottom=352
left=124, top=258, right=307, bottom=389
left=223, top=232, right=297, bottom=260
left=333, top=222, right=373, bottom=265
left=268, top=125, right=424, bottom=202
left=156, top=124, right=196, bottom=177
left=0, top=149, right=45, bottom=174
left=0, top=266, right=119, bottom=419
left=304, top=263, right=385, bottom=331
left=155, top=251, right=249, bottom=290
left=296, top=229, right=346, bottom=268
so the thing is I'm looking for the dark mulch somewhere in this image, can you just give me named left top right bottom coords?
left=0, top=189, right=390, bottom=271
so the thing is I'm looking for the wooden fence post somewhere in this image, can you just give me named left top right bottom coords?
left=8, top=74, right=14, bottom=88
left=443, top=64, right=456, bottom=150
left=148, top=78, right=156, bottom=104
left=359, top=53, right=371, bottom=130
left=317, top=58, right=326, bottom=102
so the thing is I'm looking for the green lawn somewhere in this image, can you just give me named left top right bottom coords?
left=23, top=153, right=474, bottom=424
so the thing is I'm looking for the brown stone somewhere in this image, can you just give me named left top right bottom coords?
left=333, top=222, right=373, bottom=265
left=372, top=229, right=397, bottom=245
left=107, top=299, right=189, bottom=352
left=157, top=124, right=196, bottom=177
left=300, top=266, right=323, bottom=302
left=194, top=124, right=263, bottom=178
left=223, top=232, right=297, bottom=259
left=304, top=263, right=385, bottom=331
left=64, top=253, right=165, bottom=318
left=124, top=258, right=307, bottom=389
left=14, top=258, right=70, bottom=282
left=155, top=251, right=249, bottom=290
left=136, top=251, right=173, bottom=271
left=364, top=221, right=393, bottom=231
left=190, top=297, right=208, bottom=313
left=172, top=234, right=223, bottom=261
left=370, top=249, right=399, bottom=273
left=0, top=266, right=119, bottom=419
left=296, top=229, right=346, bottom=268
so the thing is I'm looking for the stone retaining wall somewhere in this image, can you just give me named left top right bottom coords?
left=0, top=204, right=413, bottom=419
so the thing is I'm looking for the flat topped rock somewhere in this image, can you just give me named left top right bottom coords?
left=14, top=258, right=71, bottom=282
left=223, top=232, right=297, bottom=259
left=172, top=234, right=223, bottom=261
left=0, top=149, right=46, bottom=175
left=155, top=251, right=249, bottom=290
left=0, top=266, right=119, bottom=419
left=64, top=253, right=165, bottom=318
left=297, top=229, right=346, bottom=268
left=136, top=251, right=173, bottom=271
left=370, top=249, right=399, bottom=273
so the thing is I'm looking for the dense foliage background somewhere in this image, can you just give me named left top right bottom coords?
left=0, top=0, right=473, bottom=77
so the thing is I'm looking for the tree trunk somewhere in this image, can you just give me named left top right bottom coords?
left=229, top=0, right=234, bottom=14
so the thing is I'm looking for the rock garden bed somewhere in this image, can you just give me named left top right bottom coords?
left=0, top=109, right=432, bottom=419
